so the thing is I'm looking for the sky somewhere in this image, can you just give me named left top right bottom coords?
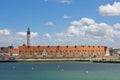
left=0, top=0, right=120, bottom=48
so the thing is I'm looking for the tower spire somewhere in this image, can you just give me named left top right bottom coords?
left=27, top=27, right=30, bottom=46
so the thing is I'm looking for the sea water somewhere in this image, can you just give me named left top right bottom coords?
left=0, top=62, right=120, bottom=80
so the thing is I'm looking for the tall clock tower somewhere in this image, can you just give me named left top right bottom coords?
left=27, top=28, right=30, bottom=46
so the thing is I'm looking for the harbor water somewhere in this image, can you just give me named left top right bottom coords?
left=0, top=62, right=120, bottom=80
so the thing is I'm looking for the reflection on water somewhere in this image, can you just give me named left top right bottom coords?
left=0, top=62, right=120, bottom=80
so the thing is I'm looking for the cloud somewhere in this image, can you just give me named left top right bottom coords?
left=54, top=17, right=120, bottom=47
left=114, top=23, right=120, bottom=29
left=31, top=32, right=38, bottom=37
left=71, top=17, right=95, bottom=26
left=56, top=33, right=64, bottom=38
left=68, top=18, right=114, bottom=38
left=44, top=21, right=55, bottom=26
left=58, top=0, right=72, bottom=3
left=17, top=32, right=38, bottom=37
left=66, top=26, right=79, bottom=37
left=99, top=2, right=120, bottom=16
left=0, top=29, right=10, bottom=36
left=17, top=32, right=26, bottom=37
left=63, top=15, right=71, bottom=19
left=43, top=33, right=51, bottom=38
left=1, top=18, right=120, bottom=47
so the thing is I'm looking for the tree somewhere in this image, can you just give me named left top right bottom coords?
left=8, top=45, right=14, bottom=49
left=23, top=44, right=26, bottom=46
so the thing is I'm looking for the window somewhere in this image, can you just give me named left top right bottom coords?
left=19, top=50, right=22, bottom=52
left=25, top=50, right=27, bottom=52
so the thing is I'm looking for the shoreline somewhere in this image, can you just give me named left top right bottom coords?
left=1, top=58, right=120, bottom=63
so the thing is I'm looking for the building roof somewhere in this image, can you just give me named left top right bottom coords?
left=0, top=47, right=10, bottom=53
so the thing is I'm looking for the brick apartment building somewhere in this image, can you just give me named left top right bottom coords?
left=18, top=45, right=109, bottom=59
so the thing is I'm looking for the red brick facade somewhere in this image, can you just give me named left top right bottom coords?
left=10, top=48, right=19, bottom=56
left=18, top=45, right=108, bottom=58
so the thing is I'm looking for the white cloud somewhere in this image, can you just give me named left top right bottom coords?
left=44, top=21, right=55, bottom=26
left=1, top=18, right=120, bottom=47
left=43, top=33, right=51, bottom=39
left=31, top=32, right=38, bottom=37
left=17, top=32, right=26, bottom=37
left=0, top=28, right=39, bottom=47
left=54, top=17, right=120, bottom=47
left=114, top=23, right=120, bottom=29
left=86, top=23, right=112, bottom=37
left=58, top=0, right=72, bottom=3
left=70, top=19, right=114, bottom=39
left=99, top=2, right=120, bottom=16
left=63, top=15, right=71, bottom=19
left=71, top=17, right=95, bottom=26
left=17, top=32, right=38, bottom=37
left=0, top=29, right=10, bottom=36
left=66, top=26, right=79, bottom=37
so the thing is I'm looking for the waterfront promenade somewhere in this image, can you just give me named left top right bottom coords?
left=16, top=57, right=120, bottom=63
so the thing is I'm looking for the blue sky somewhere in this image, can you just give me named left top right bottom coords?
left=0, top=0, right=120, bottom=47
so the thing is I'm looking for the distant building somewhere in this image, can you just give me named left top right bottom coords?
left=0, top=47, right=10, bottom=61
left=0, top=47, right=10, bottom=55
left=10, top=48, right=19, bottom=56
left=18, top=45, right=109, bottom=59
left=112, top=48, right=120, bottom=54
left=2, top=28, right=110, bottom=59
left=17, top=28, right=110, bottom=59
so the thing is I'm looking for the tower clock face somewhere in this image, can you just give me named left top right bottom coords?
left=27, top=28, right=30, bottom=34
left=27, top=31, right=30, bottom=34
